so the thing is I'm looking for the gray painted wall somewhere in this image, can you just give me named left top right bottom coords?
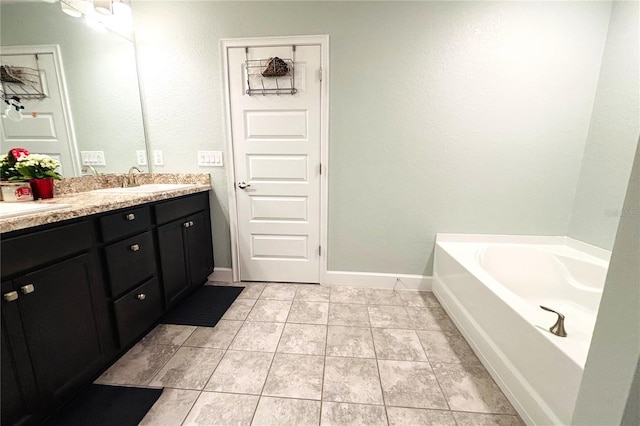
left=622, top=356, right=640, bottom=425
left=572, top=139, right=639, bottom=425
left=568, top=0, right=640, bottom=250
left=132, top=1, right=614, bottom=273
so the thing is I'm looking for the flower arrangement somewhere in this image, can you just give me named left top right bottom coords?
left=0, top=148, right=61, bottom=181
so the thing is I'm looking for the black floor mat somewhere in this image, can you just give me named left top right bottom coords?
left=43, top=384, right=163, bottom=426
left=161, top=285, right=244, bottom=327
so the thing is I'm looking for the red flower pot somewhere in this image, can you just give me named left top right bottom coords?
left=29, top=178, right=54, bottom=200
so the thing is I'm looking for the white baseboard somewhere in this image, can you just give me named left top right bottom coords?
left=325, top=270, right=432, bottom=291
left=209, top=267, right=233, bottom=283
left=209, top=267, right=432, bottom=290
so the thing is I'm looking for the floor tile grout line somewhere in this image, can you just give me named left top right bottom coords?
left=319, top=313, right=330, bottom=426
left=141, top=338, right=195, bottom=387
left=248, top=285, right=298, bottom=425
left=246, top=319, right=271, bottom=425
left=369, top=324, right=388, bottom=408
left=178, top=389, right=202, bottom=426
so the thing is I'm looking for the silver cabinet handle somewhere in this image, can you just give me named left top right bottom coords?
left=3, top=291, right=18, bottom=302
left=183, top=222, right=190, bottom=228
left=126, top=213, right=136, bottom=221
left=189, top=221, right=194, bottom=227
left=130, top=244, right=140, bottom=252
left=20, top=284, right=35, bottom=295
left=137, top=293, right=146, bottom=301
left=237, top=182, right=251, bottom=189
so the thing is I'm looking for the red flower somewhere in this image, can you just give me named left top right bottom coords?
left=8, top=147, right=29, bottom=164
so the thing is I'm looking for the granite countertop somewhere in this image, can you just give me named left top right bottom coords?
left=0, top=173, right=212, bottom=234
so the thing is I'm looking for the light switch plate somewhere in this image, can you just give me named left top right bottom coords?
left=198, top=151, right=223, bottom=167
left=80, top=151, right=106, bottom=166
left=153, top=150, right=164, bottom=166
left=136, top=150, right=148, bottom=166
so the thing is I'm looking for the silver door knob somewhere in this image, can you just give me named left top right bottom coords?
left=3, top=291, right=18, bottom=302
left=130, top=244, right=140, bottom=252
left=237, top=182, right=251, bottom=189
left=126, top=213, right=136, bottom=221
left=137, top=293, right=146, bottom=300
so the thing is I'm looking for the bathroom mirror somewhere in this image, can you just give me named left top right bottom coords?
left=0, top=0, right=147, bottom=176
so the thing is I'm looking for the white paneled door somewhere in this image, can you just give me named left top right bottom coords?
left=228, top=44, right=322, bottom=283
left=1, top=47, right=77, bottom=177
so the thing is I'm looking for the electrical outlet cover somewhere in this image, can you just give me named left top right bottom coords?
left=153, top=150, right=164, bottom=166
left=136, top=150, right=148, bottom=166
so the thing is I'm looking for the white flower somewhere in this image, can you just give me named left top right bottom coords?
left=16, top=154, right=61, bottom=170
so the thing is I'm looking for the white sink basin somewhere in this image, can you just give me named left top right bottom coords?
left=92, top=184, right=197, bottom=194
left=0, top=202, right=72, bottom=219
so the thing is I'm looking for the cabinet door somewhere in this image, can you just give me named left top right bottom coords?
left=157, top=219, right=189, bottom=308
left=186, top=211, right=214, bottom=287
left=1, top=282, right=39, bottom=426
left=14, top=254, right=111, bottom=408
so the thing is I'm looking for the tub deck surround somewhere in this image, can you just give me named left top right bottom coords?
left=0, top=173, right=211, bottom=233
left=432, top=233, right=611, bottom=426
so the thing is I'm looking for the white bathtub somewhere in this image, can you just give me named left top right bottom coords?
left=432, top=234, right=610, bottom=426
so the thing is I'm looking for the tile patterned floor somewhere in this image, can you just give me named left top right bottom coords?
left=96, top=283, right=524, bottom=425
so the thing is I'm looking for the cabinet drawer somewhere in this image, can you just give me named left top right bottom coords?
left=1, top=220, right=93, bottom=278
left=99, top=206, right=151, bottom=242
left=104, top=231, right=155, bottom=297
left=154, top=192, right=208, bottom=225
left=113, top=277, right=163, bottom=348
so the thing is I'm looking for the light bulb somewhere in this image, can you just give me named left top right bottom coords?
left=94, top=0, right=113, bottom=15
left=112, top=0, right=131, bottom=17
left=60, top=0, right=83, bottom=17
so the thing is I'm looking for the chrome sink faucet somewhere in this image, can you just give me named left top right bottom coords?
left=123, top=166, right=142, bottom=188
left=81, top=165, right=100, bottom=176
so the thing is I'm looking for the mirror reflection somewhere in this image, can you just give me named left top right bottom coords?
left=0, top=0, right=147, bottom=177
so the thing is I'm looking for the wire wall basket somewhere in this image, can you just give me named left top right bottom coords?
left=245, top=49, right=297, bottom=96
left=0, top=54, right=46, bottom=101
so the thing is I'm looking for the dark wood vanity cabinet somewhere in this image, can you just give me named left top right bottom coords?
left=99, top=205, right=163, bottom=349
left=1, top=282, right=39, bottom=426
left=0, top=190, right=214, bottom=426
left=156, top=193, right=214, bottom=308
left=0, top=220, right=114, bottom=426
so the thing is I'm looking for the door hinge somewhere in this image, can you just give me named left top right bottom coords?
left=319, top=163, right=322, bottom=175
left=319, top=68, right=322, bottom=82
left=319, top=245, right=321, bottom=256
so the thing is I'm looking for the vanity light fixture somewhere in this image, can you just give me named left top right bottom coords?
left=60, top=0, right=96, bottom=18
left=112, top=0, right=131, bottom=18
left=60, top=0, right=83, bottom=17
left=93, top=0, right=112, bottom=15
left=57, top=0, right=132, bottom=36
left=94, top=0, right=130, bottom=16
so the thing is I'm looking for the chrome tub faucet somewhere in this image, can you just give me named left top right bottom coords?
left=540, top=306, right=567, bottom=337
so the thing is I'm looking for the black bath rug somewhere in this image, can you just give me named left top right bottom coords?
left=43, top=384, right=163, bottom=426
left=161, top=285, right=244, bottom=327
